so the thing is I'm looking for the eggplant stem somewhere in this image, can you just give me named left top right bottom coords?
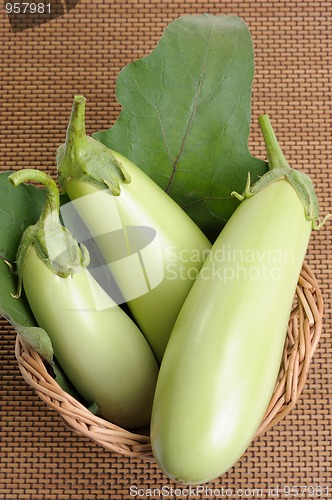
left=258, top=114, right=289, bottom=171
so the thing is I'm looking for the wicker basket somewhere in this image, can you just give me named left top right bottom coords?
left=15, top=262, right=323, bottom=462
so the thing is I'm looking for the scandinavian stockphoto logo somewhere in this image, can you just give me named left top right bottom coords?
left=5, top=0, right=80, bottom=32
left=58, top=190, right=164, bottom=310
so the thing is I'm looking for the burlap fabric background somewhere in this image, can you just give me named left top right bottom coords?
left=1, top=1, right=331, bottom=499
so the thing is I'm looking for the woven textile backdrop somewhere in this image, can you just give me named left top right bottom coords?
left=0, top=1, right=331, bottom=499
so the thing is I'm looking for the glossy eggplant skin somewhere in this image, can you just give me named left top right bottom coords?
left=63, top=151, right=211, bottom=364
left=57, top=97, right=211, bottom=364
left=150, top=179, right=312, bottom=484
left=8, top=168, right=159, bottom=429
left=22, top=244, right=159, bottom=428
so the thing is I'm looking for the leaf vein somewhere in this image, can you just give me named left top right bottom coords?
left=165, top=23, right=216, bottom=193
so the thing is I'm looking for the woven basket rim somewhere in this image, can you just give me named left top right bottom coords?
left=15, top=262, right=324, bottom=462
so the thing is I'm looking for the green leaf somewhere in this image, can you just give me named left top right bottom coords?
left=0, top=257, right=54, bottom=363
left=0, top=258, right=36, bottom=327
left=51, top=358, right=87, bottom=402
left=12, top=322, right=54, bottom=363
left=94, top=14, right=267, bottom=240
left=0, top=171, right=46, bottom=262
left=0, top=171, right=53, bottom=362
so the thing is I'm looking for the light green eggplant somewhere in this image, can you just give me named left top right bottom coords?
left=150, top=115, right=328, bottom=484
left=9, top=169, right=158, bottom=429
left=56, top=96, right=211, bottom=363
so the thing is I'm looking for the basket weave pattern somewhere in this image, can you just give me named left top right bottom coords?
left=15, top=262, right=323, bottom=462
